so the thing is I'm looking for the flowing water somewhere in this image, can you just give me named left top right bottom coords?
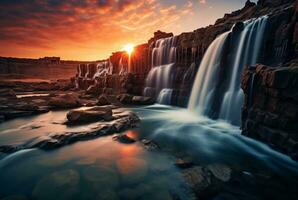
left=1, top=15, right=297, bottom=200
left=143, top=36, right=177, bottom=104
left=0, top=109, right=188, bottom=200
left=188, top=16, right=268, bottom=125
left=0, top=105, right=297, bottom=199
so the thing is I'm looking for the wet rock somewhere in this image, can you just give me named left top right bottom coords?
left=131, top=96, right=154, bottom=105
left=113, top=133, right=136, bottom=144
left=97, top=94, right=122, bottom=106
left=175, top=157, right=194, bottom=169
left=181, top=164, right=233, bottom=199
left=182, top=166, right=212, bottom=196
left=242, top=65, right=298, bottom=159
left=66, top=106, right=113, bottom=124
left=207, top=164, right=232, bottom=182
left=97, top=94, right=112, bottom=105
left=141, top=139, right=160, bottom=151
left=82, top=166, right=119, bottom=189
left=117, top=94, right=133, bottom=104
left=0, top=108, right=140, bottom=153
left=32, top=169, right=80, bottom=200
left=48, top=93, right=81, bottom=109
left=232, top=21, right=244, bottom=32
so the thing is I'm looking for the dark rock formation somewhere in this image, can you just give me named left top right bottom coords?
left=241, top=63, right=298, bottom=159
left=0, top=107, right=140, bottom=153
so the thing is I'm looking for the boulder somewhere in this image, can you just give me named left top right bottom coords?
left=97, top=94, right=122, bottom=106
left=48, top=94, right=81, bottom=109
left=131, top=96, right=154, bottom=105
left=66, top=106, right=113, bottom=124
left=113, top=133, right=136, bottom=144
left=117, top=94, right=133, bottom=104
left=97, top=94, right=112, bottom=106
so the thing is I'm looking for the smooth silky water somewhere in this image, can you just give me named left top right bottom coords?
left=0, top=108, right=190, bottom=200
left=0, top=105, right=297, bottom=199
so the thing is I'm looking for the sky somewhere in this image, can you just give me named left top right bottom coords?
left=0, top=0, right=258, bottom=61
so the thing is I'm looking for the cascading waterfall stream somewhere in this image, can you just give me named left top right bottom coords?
left=144, top=36, right=177, bottom=104
left=188, top=16, right=268, bottom=125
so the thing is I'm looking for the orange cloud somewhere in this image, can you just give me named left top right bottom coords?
left=0, top=0, right=194, bottom=60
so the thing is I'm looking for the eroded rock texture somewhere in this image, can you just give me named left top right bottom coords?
left=241, top=63, right=298, bottom=159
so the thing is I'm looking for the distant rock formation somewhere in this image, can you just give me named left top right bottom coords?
left=0, top=57, right=95, bottom=80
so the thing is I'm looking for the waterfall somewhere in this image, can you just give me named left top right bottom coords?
left=93, top=61, right=109, bottom=78
left=188, top=16, right=268, bottom=125
left=143, top=36, right=177, bottom=104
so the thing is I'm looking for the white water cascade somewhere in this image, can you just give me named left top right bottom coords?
left=188, top=16, right=268, bottom=125
left=144, top=36, right=177, bottom=105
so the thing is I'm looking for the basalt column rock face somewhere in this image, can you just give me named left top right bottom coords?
left=241, top=63, right=298, bottom=160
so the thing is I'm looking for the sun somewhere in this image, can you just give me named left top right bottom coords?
left=123, top=43, right=134, bottom=55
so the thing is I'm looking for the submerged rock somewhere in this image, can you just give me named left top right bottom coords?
left=207, top=164, right=232, bottom=182
left=116, top=157, right=148, bottom=184
left=66, top=106, right=113, bottom=124
left=181, top=164, right=233, bottom=199
left=32, top=169, right=80, bottom=200
left=141, top=139, right=160, bottom=151
left=175, top=157, right=194, bottom=169
left=113, top=134, right=136, bottom=144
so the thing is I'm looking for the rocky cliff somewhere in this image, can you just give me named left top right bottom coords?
left=74, top=0, right=297, bottom=105
left=241, top=61, right=298, bottom=160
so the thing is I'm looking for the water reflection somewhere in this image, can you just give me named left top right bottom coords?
left=0, top=105, right=297, bottom=199
left=0, top=134, right=183, bottom=200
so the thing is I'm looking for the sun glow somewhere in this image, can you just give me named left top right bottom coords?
left=123, top=43, right=134, bottom=55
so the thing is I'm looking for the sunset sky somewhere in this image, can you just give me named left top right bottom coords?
left=0, top=0, right=257, bottom=61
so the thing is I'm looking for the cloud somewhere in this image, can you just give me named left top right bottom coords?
left=0, top=0, right=194, bottom=60
left=199, top=0, right=206, bottom=4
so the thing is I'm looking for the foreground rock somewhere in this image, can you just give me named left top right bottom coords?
left=66, top=106, right=113, bottom=124
left=0, top=107, right=140, bottom=153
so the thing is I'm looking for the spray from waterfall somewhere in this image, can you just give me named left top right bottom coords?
left=188, top=16, right=268, bottom=125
